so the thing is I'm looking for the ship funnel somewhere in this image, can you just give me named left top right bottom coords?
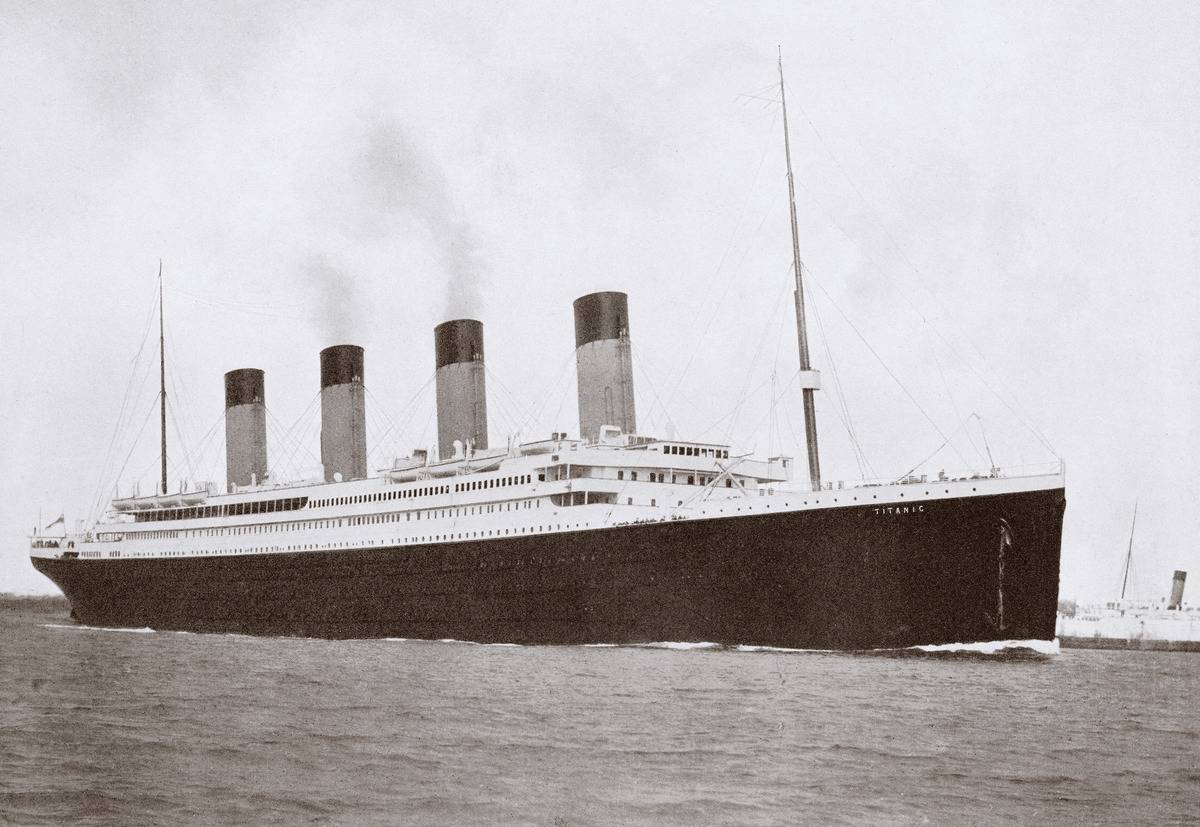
left=434, top=319, right=488, bottom=460
left=224, top=368, right=268, bottom=488
left=573, top=291, right=636, bottom=442
left=1168, top=570, right=1187, bottom=609
left=320, top=344, right=367, bottom=482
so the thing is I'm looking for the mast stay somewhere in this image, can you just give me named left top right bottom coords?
left=778, top=49, right=822, bottom=491
left=1119, top=501, right=1137, bottom=600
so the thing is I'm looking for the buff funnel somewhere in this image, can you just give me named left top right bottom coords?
left=320, top=345, right=367, bottom=482
left=573, top=291, right=636, bottom=442
left=434, top=319, right=487, bottom=459
left=224, top=368, right=268, bottom=488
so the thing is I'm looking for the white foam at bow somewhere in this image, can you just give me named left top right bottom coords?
left=909, top=638, right=1059, bottom=655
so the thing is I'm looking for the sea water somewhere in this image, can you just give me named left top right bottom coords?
left=1, top=597, right=1196, bottom=825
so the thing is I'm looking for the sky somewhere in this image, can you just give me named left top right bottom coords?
left=1, top=1, right=1197, bottom=601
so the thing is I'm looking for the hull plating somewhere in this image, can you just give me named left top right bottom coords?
left=33, top=487, right=1064, bottom=649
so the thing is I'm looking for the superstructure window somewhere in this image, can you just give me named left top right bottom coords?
left=136, top=496, right=308, bottom=522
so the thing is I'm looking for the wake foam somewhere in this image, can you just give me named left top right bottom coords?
left=43, top=623, right=156, bottom=634
left=907, top=638, right=1059, bottom=655
left=736, top=644, right=807, bottom=653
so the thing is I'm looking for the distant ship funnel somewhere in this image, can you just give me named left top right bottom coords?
left=320, top=345, right=367, bottom=482
left=573, top=291, right=636, bottom=442
left=224, top=368, right=267, bottom=488
left=1168, top=570, right=1187, bottom=609
left=434, top=319, right=487, bottom=460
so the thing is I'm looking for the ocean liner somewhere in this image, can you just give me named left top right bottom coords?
left=1057, top=508, right=1197, bottom=650
left=29, top=61, right=1066, bottom=649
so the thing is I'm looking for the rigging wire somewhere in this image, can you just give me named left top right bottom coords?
left=689, top=370, right=783, bottom=442
left=162, top=331, right=204, bottom=486
left=808, top=278, right=874, bottom=479
left=931, top=346, right=986, bottom=467
left=546, top=361, right=580, bottom=438
left=736, top=93, right=782, bottom=108
left=803, top=264, right=976, bottom=474
left=632, top=361, right=679, bottom=438
left=267, top=401, right=321, bottom=481
left=87, top=282, right=162, bottom=519
left=893, top=412, right=998, bottom=482
left=414, top=405, right=437, bottom=460
left=272, top=391, right=323, bottom=480
left=520, top=350, right=579, bottom=437
left=265, top=408, right=309, bottom=483
left=185, top=409, right=230, bottom=487
left=661, top=109, right=781, bottom=414
left=359, top=374, right=436, bottom=463
left=168, top=401, right=196, bottom=485
left=721, top=273, right=793, bottom=447
left=107, top=394, right=163, bottom=507
left=634, top=348, right=707, bottom=435
left=363, top=393, right=394, bottom=470
left=786, top=113, right=1058, bottom=458
left=480, top=366, right=526, bottom=440
left=739, top=367, right=802, bottom=453
left=486, top=366, right=545, bottom=440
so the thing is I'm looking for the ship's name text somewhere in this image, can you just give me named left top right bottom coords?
left=873, top=505, right=925, bottom=516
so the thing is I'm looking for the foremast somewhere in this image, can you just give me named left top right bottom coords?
left=158, top=260, right=168, bottom=496
left=778, top=51, right=822, bottom=491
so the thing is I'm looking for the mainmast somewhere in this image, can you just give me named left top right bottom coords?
left=1119, top=501, right=1137, bottom=600
left=778, top=50, right=822, bottom=491
left=158, top=260, right=167, bottom=496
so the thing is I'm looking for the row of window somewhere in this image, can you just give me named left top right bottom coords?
left=311, top=485, right=450, bottom=509
left=309, top=474, right=536, bottom=510
left=551, top=492, right=618, bottom=506
left=662, top=445, right=729, bottom=459
left=454, top=474, right=532, bottom=493
left=403, top=522, right=589, bottom=543
left=115, top=500, right=549, bottom=543
left=128, top=465, right=723, bottom=527
left=135, top=497, right=308, bottom=523
left=122, top=522, right=601, bottom=558
left=617, top=470, right=732, bottom=488
left=376, top=500, right=541, bottom=523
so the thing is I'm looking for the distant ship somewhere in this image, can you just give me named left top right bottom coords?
left=1058, top=505, right=1198, bottom=651
left=28, top=59, right=1066, bottom=649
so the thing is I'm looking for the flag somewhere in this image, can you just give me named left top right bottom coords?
left=43, top=514, right=64, bottom=531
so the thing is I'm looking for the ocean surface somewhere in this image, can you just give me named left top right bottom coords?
left=2, top=597, right=1196, bottom=825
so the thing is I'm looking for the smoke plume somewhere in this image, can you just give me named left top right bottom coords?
left=305, top=255, right=360, bottom=344
left=361, top=120, right=485, bottom=320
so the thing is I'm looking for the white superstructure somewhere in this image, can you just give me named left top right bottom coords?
left=30, top=430, right=1063, bottom=564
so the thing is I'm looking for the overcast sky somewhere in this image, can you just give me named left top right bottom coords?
left=2, top=1, right=1197, bottom=601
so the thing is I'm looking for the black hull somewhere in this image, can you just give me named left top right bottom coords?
left=33, top=487, right=1064, bottom=649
